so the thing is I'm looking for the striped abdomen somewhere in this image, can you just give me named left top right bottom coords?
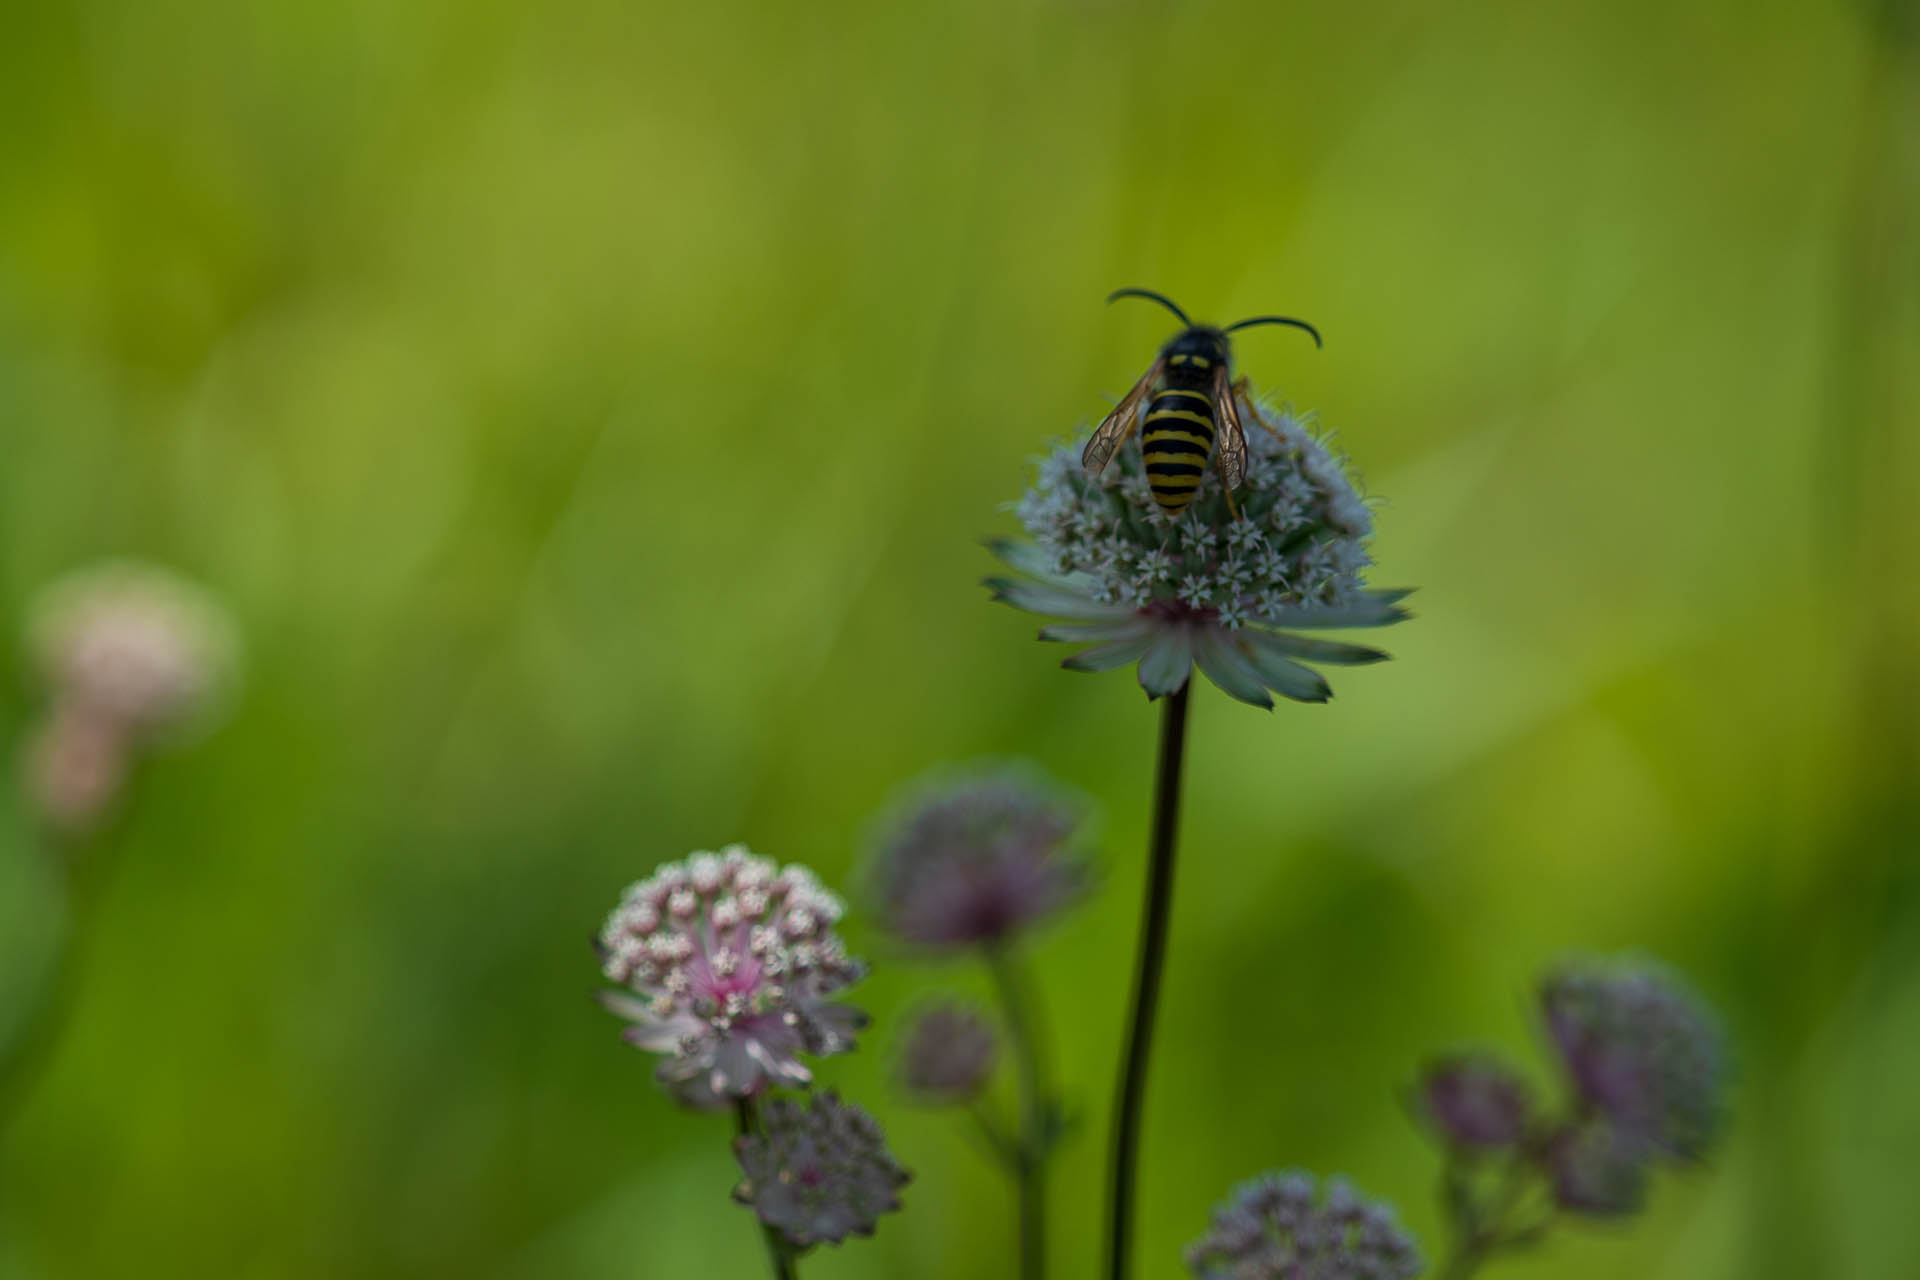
left=1141, top=388, right=1216, bottom=515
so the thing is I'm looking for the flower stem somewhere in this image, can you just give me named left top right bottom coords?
left=0, top=937, right=80, bottom=1141
left=987, top=944, right=1052, bottom=1280
left=1437, top=1151, right=1540, bottom=1280
left=734, top=1098, right=800, bottom=1280
left=0, top=831, right=114, bottom=1145
left=1104, top=679, right=1192, bottom=1280
left=1438, top=1240, right=1489, bottom=1280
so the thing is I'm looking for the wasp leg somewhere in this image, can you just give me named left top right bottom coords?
left=1234, top=377, right=1279, bottom=441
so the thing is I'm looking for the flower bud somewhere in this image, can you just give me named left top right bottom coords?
left=898, top=1001, right=998, bottom=1103
left=1416, top=1053, right=1533, bottom=1151
left=1543, top=1121, right=1649, bottom=1217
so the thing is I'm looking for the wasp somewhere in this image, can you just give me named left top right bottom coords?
left=1082, top=289, right=1321, bottom=517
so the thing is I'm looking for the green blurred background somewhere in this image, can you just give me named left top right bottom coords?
left=2, top=0, right=1916, bottom=1275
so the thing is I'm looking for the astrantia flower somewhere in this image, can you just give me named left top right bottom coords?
left=987, top=396, right=1410, bottom=706
left=21, top=561, right=240, bottom=832
left=1540, top=959, right=1725, bottom=1162
left=1543, top=1120, right=1649, bottom=1217
left=1416, top=1053, right=1534, bottom=1152
left=898, top=1000, right=999, bottom=1103
left=28, top=561, right=240, bottom=740
left=868, top=766, right=1089, bottom=948
left=733, top=1091, right=911, bottom=1248
left=595, top=846, right=866, bottom=1107
left=1185, top=1170, right=1423, bottom=1280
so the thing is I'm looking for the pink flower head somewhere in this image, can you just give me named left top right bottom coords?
left=596, top=846, right=866, bottom=1107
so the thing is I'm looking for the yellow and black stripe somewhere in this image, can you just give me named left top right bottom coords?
left=1089, top=290, right=1323, bottom=510
left=1141, top=354, right=1217, bottom=515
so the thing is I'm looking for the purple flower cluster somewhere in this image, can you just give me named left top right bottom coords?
left=596, top=847, right=866, bottom=1106
left=869, top=768, right=1089, bottom=949
left=1416, top=1054, right=1533, bottom=1152
left=1541, top=963, right=1724, bottom=1163
left=1544, top=1120, right=1650, bottom=1217
left=1415, top=955, right=1726, bottom=1224
left=733, top=1091, right=911, bottom=1248
left=1185, top=1170, right=1422, bottom=1280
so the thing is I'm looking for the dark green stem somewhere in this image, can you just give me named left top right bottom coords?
left=1104, top=680, right=1192, bottom=1280
left=734, top=1098, right=800, bottom=1280
left=0, top=829, right=114, bottom=1144
left=1439, top=1236, right=1491, bottom=1280
left=1438, top=1151, right=1542, bottom=1280
left=987, top=945, right=1052, bottom=1280
left=0, top=932, right=78, bottom=1141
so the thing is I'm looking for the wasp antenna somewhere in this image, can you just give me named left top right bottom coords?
left=1223, top=315, right=1323, bottom=348
left=1106, top=288, right=1193, bottom=328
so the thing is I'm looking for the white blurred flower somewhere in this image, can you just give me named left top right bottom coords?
left=20, top=561, right=240, bottom=833
left=29, top=561, right=239, bottom=740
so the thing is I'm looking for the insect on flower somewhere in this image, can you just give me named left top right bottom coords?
left=1084, top=289, right=1322, bottom=518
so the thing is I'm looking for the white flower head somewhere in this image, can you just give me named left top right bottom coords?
left=985, top=395, right=1410, bottom=708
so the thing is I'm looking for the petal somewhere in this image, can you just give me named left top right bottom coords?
left=1257, top=588, right=1415, bottom=630
left=597, top=992, right=704, bottom=1053
left=1254, top=631, right=1391, bottom=666
left=745, top=1036, right=815, bottom=1087
left=1136, top=625, right=1195, bottom=698
left=1038, top=619, right=1156, bottom=644
left=1192, top=628, right=1275, bottom=709
left=808, top=1001, right=869, bottom=1048
left=709, top=1035, right=762, bottom=1096
left=1238, top=631, right=1333, bottom=703
left=1062, top=630, right=1159, bottom=673
left=983, top=538, right=1100, bottom=591
left=595, top=990, right=653, bottom=1022
left=664, top=1069, right=730, bottom=1111
left=984, top=576, right=1135, bottom=621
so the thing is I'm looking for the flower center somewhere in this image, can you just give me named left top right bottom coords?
left=1141, top=598, right=1217, bottom=623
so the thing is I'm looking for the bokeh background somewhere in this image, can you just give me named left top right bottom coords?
left=2, top=0, right=1917, bottom=1275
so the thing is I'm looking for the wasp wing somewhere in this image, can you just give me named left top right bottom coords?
left=1082, top=357, right=1164, bottom=477
left=1213, top=362, right=1248, bottom=492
